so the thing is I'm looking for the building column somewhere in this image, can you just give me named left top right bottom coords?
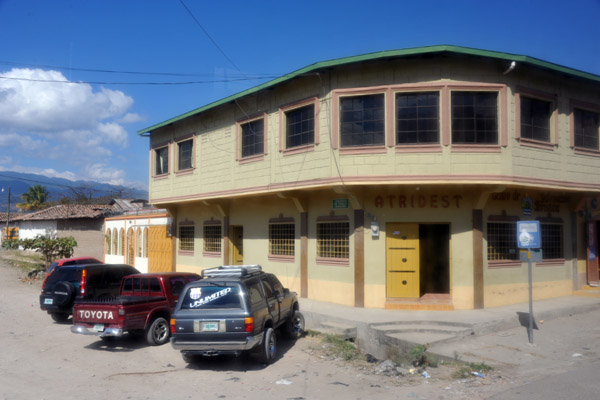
left=473, top=209, right=484, bottom=309
left=300, top=212, right=308, bottom=298
left=223, top=216, right=229, bottom=265
left=354, top=209, right=365, bottom=307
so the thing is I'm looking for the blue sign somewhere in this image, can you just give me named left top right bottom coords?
left=517, top=221, right=541, bottom=249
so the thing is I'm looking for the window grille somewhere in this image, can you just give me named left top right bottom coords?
left=269, top=223, right=295, bottom=256
left=203, top=224, right=222, bottom=253
left=317, top=222, right=349, bottom=259
left=541, top=224, right=563, bottom=259
left=487, top=222, right=518, bottom=261
left=179, top=225, right=194, bottom=251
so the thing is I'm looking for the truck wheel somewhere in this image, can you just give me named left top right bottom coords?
left=146, top=317, right=170, bottom=346
left=284, top=310, right=305, bottom=339
left=258, top=327, right=277, bottom=364
left=53, top=281, right=74, bottom=306
left=50, top=312, right=69, bottom=323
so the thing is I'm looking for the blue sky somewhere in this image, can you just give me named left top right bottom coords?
left=0, top=0, right=598, bottom=191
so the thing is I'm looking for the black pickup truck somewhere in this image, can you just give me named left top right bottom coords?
left=170, top=265, right=304, bottom=364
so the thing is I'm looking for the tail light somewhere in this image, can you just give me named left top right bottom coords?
left=80, top=269, right=87, bottom=296
left=170, top=318, right=176, bottom=334
left=41, top=273, right=51, bottom=293
left=244, top=317, right=254, bottom=333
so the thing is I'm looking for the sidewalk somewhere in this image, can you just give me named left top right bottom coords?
left=299, top=293, right=600, bottom=363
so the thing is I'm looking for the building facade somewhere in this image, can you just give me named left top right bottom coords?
left=104, top=211, right=172, bottom=273
left=139, top=45, right=600, bottom=310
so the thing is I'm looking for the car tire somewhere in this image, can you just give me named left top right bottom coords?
left=258, top=327, right=277, bottom=364
left=284, top=310, right=305, bottom=339
left=146, top=317, right=170, bottom=346
left=50, top=312, right=69, bottom=323
left=182, top=352, right=195, bottom=363
left=53, top=281, right=75, bottom=307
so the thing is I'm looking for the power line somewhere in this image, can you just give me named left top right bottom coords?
left=0, top=60, right=279, bottom=79
left=177, top=0, right=246, bottom=78
left=0, top=75, right=278, bottom=86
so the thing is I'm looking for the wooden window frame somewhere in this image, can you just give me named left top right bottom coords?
left=515, top=87, right=558, bottom=150
left=152, top=140, right=170, bottom=178
left=279, top=97, right=320, bottom=155
left=570, top=99, right=600, bottom=156
left=236, top=113, right=268, bottom=163
left=175, top=134, right=195, bottom=175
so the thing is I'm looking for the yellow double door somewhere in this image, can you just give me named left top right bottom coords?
left=386, top=223, right=420, bottom=298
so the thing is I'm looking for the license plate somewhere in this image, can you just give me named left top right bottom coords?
left=202, top=322, right=219, bottom=332
left=93, top=324, right=105, bottom=332
left=44, top=298, right=53, bottom=305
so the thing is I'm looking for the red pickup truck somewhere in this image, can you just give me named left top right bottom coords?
left=71, top=272, right=200, bottom=345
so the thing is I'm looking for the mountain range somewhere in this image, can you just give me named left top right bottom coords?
left=0, top=171, right=148, bottom=211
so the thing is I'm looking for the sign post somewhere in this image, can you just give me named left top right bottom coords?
left=517, top=221, right=541, bottom=344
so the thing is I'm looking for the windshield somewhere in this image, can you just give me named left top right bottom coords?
left=179, top=285, right=241, bottom=310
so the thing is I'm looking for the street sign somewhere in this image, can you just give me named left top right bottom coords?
left=332, top=199, right=349, bottom=209
left=517, top=221, right=541, bottom=249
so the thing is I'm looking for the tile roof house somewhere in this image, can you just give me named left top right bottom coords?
left=13, top=204, right=119, bottom=260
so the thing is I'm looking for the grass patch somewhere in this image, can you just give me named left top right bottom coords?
left=451, top=361, right=493, bottom=379
left=308, top=331, right=362, bottom=361
left=0, top=250, right=45, bottom=273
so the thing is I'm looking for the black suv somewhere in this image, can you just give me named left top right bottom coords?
left=40, top=263, right=139, bottom=322
left=170, top=265, right=304, bottom=364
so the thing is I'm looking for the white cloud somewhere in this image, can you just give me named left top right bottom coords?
left=82, top=163, right=127, bottom=186
left=119, top=112, right=145, bottom=124
left=0, top=68, right=134, bottom=158
left=0, top=132, right=48, bottom=154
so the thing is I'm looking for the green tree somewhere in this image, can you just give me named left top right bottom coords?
left=20, top=234, right=77, bottom=267
left=17, top=184, right=50, bottom=211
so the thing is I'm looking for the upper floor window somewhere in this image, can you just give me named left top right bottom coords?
left=285, top=104, right=315, bottom=149
left=340, top=94, right=385, bottom=147
left=396, top=92, right=439, bottom=144
left=452, top=91, right=498, bottom=144
left=241, top=118, right=264, bottom=158
left=177, top=139, right=193, bottom=171
left=155, top=146, right=169, bottom=175
left=520, top=97, right=551, bottom=142
left=574, top=108, right=600, bottom=150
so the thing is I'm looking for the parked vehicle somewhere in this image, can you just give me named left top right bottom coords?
left=46, top=257, right=103, bottom=274
left=170, top=265, right=304, bottom=364
left=71, top=272, right=200, bottom=345
left=39, top=264, right=139, bottom=322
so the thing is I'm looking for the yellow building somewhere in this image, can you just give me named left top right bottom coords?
left=139, top=45, right=600, bottom=310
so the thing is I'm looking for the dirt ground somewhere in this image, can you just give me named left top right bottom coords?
left=0, top=255, right=571, bottom=400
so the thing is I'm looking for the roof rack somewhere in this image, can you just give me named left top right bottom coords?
left=201, top=264, right=262, bottom=278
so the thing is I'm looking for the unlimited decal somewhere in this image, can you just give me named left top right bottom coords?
left=188, top=287, right=232, bottom=308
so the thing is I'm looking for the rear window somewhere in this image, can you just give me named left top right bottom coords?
left=180, top=285, right=241, bottom=310
left=46, top=268, right=81, bottom=284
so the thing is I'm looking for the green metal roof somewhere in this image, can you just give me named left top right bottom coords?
left=138, top=44, right=600, bottom=135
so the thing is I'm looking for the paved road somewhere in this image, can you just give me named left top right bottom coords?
left=488, top=361, right=600, bottom=400
left=2, top=255, right=599, bottom=400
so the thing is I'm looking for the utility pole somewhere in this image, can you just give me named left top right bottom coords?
left=2, top=187, right=9, bottom=242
